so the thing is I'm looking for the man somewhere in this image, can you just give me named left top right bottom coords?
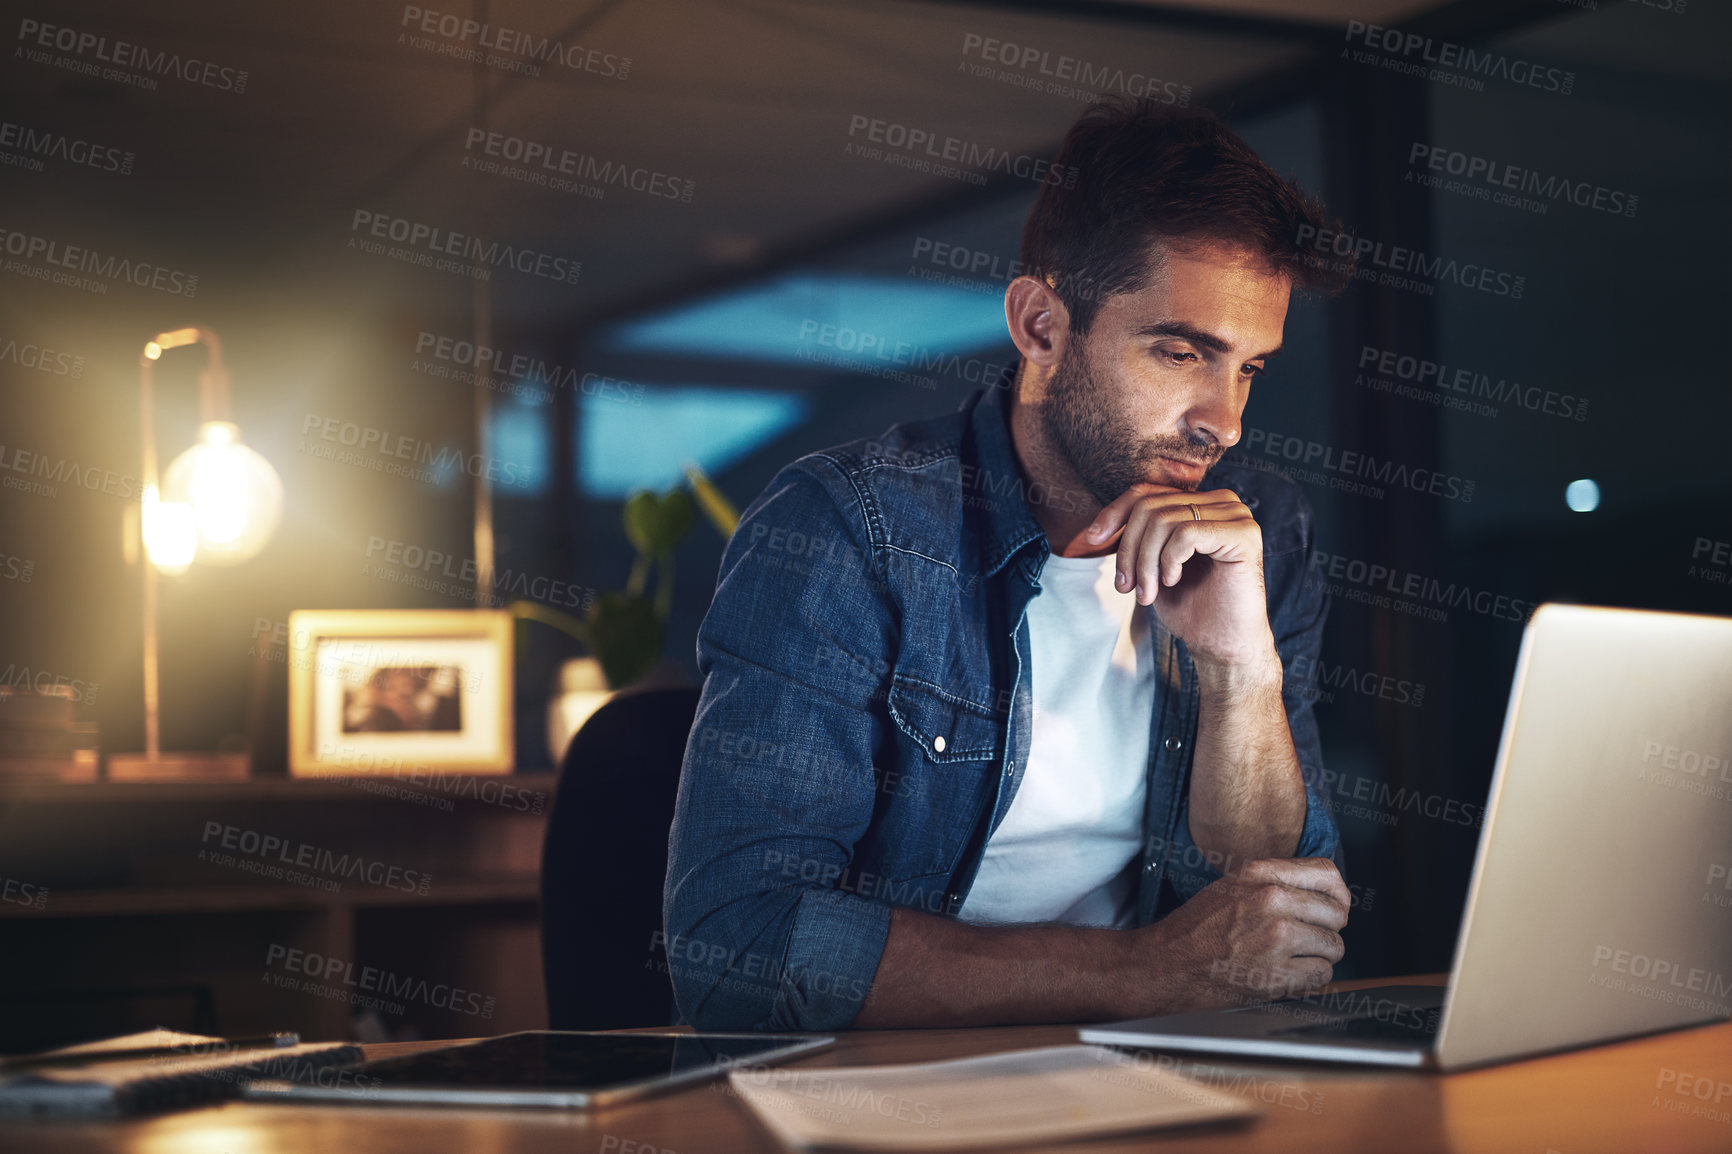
left=663, top=100, right=1352, bottom=1032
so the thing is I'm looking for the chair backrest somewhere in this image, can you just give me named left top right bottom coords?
left=540, top=685, right=701, bottom=1030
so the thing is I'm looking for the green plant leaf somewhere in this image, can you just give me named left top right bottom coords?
left=623, top=490, right=660, bottom=555
left=622, top=487, right=696, bottom=558
left=660, top=488, right=694, bottom=545
left=583, top=590, right=663, bottom=689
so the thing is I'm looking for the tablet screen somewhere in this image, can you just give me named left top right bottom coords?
left=351, top=1031, right=817, bottom=1093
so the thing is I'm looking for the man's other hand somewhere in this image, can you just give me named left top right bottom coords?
left=1128, top=857, right=1349, bottom=1010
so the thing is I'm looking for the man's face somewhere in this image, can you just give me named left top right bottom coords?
left=1041, top=238, right=1291, bottom=501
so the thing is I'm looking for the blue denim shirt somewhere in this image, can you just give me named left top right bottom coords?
left=663, top=377, right=1342, bottom=1031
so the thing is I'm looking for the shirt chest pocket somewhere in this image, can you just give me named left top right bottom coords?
left=886, top=676, right=1001, bottom=763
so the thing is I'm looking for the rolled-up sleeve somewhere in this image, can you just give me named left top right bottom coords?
left=1268, top=533, right=1343, bottom=869
left=663, top=457, right=898, bottom=1031
left=1162, top=488, right=1343, bottom=901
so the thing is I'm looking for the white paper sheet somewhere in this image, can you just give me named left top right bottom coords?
left=726, top=1044, right=1259, bottom=1150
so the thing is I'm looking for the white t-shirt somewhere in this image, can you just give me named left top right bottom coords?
left=956, top=552, right=1155, bottom=929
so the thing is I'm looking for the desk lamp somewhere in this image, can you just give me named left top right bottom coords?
left=109, top=326, right=283, bottom=780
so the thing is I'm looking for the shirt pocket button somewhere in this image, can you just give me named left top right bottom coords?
left=887, top=677, right=997, bottom=762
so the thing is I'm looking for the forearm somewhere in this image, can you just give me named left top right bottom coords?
left=1187, top=650, right=1308, bottom=866
left=852, top=906, right=1144, bottom=1028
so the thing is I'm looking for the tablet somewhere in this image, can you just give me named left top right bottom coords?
left=240, top=1030, right=833, bottom=1109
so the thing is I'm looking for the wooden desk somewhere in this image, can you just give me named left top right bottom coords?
left=8, top=977, right=1732, bottom=1153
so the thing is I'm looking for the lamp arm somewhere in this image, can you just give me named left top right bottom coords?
left=143, top=326, right=229, bottom=422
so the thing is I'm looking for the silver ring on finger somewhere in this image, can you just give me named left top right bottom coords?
left=1187, top=503, right=1201, bottom=522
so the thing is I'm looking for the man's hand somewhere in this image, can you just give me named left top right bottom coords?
left=852, top=859, right=1348, bottom=1027
left=1124, top=858, right=1349, bottom=1011
left=1082, top=484, right=1272, bottom=670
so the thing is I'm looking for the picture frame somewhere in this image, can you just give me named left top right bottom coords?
left=287, top=609, right=514, bottom=777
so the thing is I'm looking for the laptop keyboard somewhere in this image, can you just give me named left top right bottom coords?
left=1273, top=1009, right=1442, bottom=1044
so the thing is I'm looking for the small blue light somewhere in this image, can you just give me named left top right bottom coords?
left=1564, top=478, right=1600, bottom=513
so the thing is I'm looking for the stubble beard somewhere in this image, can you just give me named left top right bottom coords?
left=1039, top=339, right=1222, bottom=503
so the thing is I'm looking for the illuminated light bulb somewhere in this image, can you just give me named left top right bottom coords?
left=142, top=486, right=198, bottom=575
left=161, top=421, right=283, bottom=565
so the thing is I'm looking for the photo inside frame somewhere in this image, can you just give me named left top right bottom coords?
left=342, top=665, right=463, bottom=734
left=310, top=635, right=505, bottom=768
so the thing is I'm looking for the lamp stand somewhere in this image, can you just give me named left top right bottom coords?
left=108, top=327, right=250, bottom=782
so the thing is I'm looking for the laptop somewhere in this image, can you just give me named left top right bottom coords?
left=1081, top=603, right=1732, bottom=1071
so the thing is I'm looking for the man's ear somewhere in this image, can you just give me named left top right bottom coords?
left=1004, top=276, right=1069, bottom=370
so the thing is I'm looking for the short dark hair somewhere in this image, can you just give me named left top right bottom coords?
left=1020, top=99, right=1347, bottom=335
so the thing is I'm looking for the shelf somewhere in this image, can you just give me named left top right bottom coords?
left=0, top=772, right=559, bottom=806
left=0, top=876, right=541, bottom=918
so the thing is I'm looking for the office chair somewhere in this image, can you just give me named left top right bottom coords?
left=540, top=684, right=701, bottom=1030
